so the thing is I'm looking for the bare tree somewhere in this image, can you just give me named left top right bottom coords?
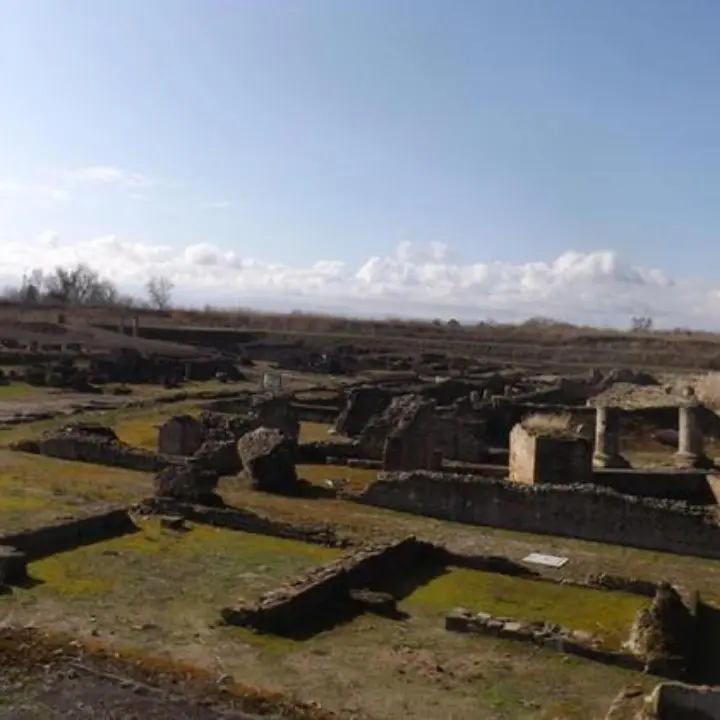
left=9, top=263, right=119, bottom=306
left=630, top=316, right=653, bottom=332
left=146, top=275, right=174, bottom=310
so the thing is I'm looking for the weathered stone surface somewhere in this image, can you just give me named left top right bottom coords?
left=248, top=394, right=300, bottom=442
left=335, top=386, right=394, bottom=437
left=192, top=439, right=241, bottom=476
left=509, top=422, right=593, bottom=485
left=221, top=536, right=425, bottom=635
left=153, top=463, right=220, bottom=505
left=237, top=427, right=298, bottom=494
left=625, top=582, right=696, bottom=677
left=353, top=471, right=720, bottom=559
left=12, top=423, right=173, bottom=472
left=158, top=415, right=203, bottom=456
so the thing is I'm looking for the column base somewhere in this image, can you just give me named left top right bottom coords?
left=593, top=453, right=631, bottom=469
left=673, top=452, right=714, bottom=470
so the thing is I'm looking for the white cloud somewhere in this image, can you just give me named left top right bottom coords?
left=0, top=166, right=156, bottom=203
left=0, top=180, right=69, bottom=202
left=206, top=200, right=233, bottom=210
left=64, top=166, right=155, bottom=190
left=0, top=233, right=714, bottom=327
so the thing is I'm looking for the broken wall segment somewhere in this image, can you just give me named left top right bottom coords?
left=335, top=386, right=394, bottom=437
left=0, top=507, right=136, bottom=561
left=220, top=536, right=427, bottom=635
left=157, top=414, right=204, bottom=456
left=12, top=423, right=177, bottom=473
left=153, top=463, right=221, bottom=505
left=238, top=427, right=298, bottom=494
left=625, top=582, right=698, bottom=678
left=446, top=608, right=643, bottom=673
left=381, top=396, right=441, bottom=471
left=509, top=422, right=593, bottom=485
left=354, top=471, right=720, bottom=559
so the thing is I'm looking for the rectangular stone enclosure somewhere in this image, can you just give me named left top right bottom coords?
left=509, top=424, right=593, bottom=486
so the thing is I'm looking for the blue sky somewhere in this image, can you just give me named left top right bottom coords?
left=2, top=0, right=720, bottom=325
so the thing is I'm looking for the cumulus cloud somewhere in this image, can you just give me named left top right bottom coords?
left=0, top=233, right=713, bottom=327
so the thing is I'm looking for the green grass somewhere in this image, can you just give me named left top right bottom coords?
left=0, top=383, right=46, bottom=399
left=405, top=567, right=646, bottom=650
left=10, top=520, right=340, bottom=628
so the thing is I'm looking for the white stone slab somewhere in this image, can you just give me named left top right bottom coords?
left=522, top=552, right=568, bottom=569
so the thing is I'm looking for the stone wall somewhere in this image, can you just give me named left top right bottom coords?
left=0, top=507, right=135, bottom=561
left=353, top=471, right=720, bottom=559
left=158, top=415, right=204, bottom=456
left=221, top=536, right=428, bottom=634
left=141, top=498, right=353, bottom=548
left=335, top=386, right=394, bottom=437
left=12, top=424, right=177, bottom=473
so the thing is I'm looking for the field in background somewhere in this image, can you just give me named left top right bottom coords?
left=4, top=300, right=720, bottom=372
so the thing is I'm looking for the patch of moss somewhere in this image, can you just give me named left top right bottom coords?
left=15, top=522, right=340, bottom=623
left=405, top=568, right=646, bottom=650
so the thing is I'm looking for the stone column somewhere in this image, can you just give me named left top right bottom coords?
left=592, top=405, right=629, bottom=469
left=131, top=315, right=139, bottom=337
left=674, top=401, right=708, bottom=468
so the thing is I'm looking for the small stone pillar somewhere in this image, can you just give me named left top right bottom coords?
left=184, top=362, right=192, bottom=381
left=674, top=396, right=709, bottom=469
left=118, top=316, right=125, bottom=334
left=131, top=315, right=139, bottom=337
left=469, top=390, right=480, bottom=404
left=592, top=405, right=629, bottom=469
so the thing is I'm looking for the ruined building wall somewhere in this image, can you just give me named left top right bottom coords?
left=354, top=472, right=720, bottom=559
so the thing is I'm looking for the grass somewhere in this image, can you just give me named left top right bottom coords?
left=0, top=383, right=45, bottom=399
left=298, top=421, right=342, bottom=443
left=405, top=567, right=646, bottom=650
left=0, top=518, right=654, bottom=719
left=297, top=463, right=378, bottom=492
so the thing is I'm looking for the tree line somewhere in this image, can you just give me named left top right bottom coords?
left=2, top=263, right=174, bottom=311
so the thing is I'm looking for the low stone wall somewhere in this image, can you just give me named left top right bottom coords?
left=0, top=507, right=136, bottom=561
left=13, top=431, right=177, bottom=473
left=446, top=608, right=643, bottom=672
left=352, top=471, right=720, bottom=559
left=140, top=498, right=354, bottom=548
left=221, top=536, right=427, bottom=634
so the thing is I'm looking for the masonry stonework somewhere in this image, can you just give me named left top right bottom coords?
left=509, top=423, right=593, bottom=485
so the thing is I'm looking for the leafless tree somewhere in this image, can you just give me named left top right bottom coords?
left=146, top=275, right=174, bottom=310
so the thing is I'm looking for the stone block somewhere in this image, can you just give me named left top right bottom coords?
left=509, top=423, right=592, bottom=485
left=158, top=415, right=203, bottom=457
left=238, top=427, right=298, bottom=494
